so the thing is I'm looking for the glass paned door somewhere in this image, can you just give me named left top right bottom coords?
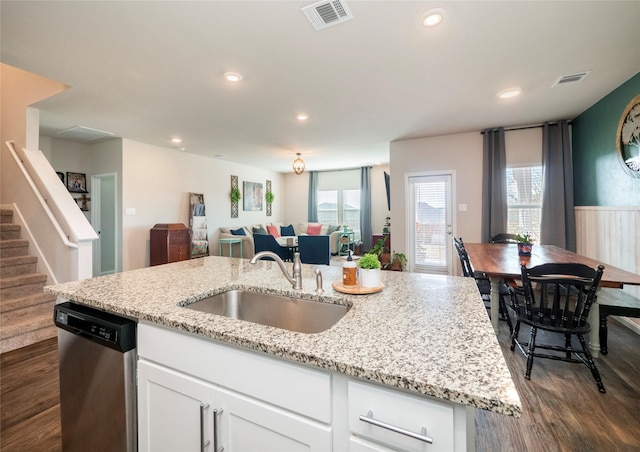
left=408, top=174, right=453, bottom=274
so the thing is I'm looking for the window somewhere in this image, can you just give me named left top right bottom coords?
left=317, top=189, right=360, bottom=234
left=506, top=166, right=542, bottom=242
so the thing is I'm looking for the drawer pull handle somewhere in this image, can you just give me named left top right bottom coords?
left=359, top=410, right=433, bottom=444
left=200, top=403, right=211, bottom=452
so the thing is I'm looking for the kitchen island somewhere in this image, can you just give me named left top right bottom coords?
left=47, top=256, right=520, bottom=451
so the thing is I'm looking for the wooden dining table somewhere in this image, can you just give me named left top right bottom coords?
left=464, top=243, right=640, bottom=357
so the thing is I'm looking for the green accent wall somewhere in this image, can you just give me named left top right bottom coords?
left=572, top=73, right=640, bottom=206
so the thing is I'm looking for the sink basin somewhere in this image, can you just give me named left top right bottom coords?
left=184, top=290, right=350, bottom=333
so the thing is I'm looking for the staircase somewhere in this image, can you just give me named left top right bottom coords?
left=0, top=208, right=57, bottom=354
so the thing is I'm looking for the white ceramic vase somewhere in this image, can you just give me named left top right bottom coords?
left=359, top=268, right=381, bottom=288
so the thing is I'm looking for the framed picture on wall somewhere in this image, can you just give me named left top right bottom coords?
left=243, top=181, right=263, bottom=211
left=66, top=172, right=88, bottom=193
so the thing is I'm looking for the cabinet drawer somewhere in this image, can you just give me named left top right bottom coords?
left=139, top=323, right=332, bottom=423
left=348, top=381, right=455, bottom=451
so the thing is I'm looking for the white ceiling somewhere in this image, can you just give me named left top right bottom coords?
left=2, top=1, right=639, bottom=173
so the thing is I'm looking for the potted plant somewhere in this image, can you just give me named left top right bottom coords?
left=358, top=253, right=382, bottom=288
left=369, top=237, right=391, bottom=268
left=230, top=187, right=241, bottom=203
left=388, top=251, right=407, bottom=271
left=514, top=233, right=533, bottom=256
left=265, top=191, right=274, bottom=204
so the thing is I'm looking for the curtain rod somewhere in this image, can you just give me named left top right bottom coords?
left=481, top=120, right=572, bottom=134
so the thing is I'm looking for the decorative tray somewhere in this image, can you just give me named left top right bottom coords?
left=331, top=281, right=384, bottom=295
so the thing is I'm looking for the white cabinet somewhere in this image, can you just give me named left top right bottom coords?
left=137, top=323, right=332, bottom=452
left=347, top=381, right=461, bottom=451
left=216, top=387, right=331, bottom=451
left=137, top=323, right=473, bottom=452
left=138, top=360, right=215, bottom=452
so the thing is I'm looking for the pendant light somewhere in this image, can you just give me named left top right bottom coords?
left=292, top=153, right=305, bottom=175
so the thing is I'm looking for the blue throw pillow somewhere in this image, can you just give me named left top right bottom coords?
left=230, top=227, right=246, bottom=236
left=280, top=224, right=295, bottom=236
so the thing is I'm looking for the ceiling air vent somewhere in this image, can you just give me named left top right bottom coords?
left=302, top=0, right=353, bottom=31
left=56, top=126, right=115, bottom=142
left=552, top=71, right=591, bottom=88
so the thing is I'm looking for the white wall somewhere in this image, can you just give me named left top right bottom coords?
left=121, top=139, right=285, bottom=270
left=391, top=132, right=484, bottom=259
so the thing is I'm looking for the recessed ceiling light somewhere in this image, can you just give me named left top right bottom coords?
left=171, top=137, right=182, bottom=143
left=296, top=113, right=309, bottom=121
left=422, top=8, right=445, bottom=27
left=224, top=72, right=243, bottom=82
left=178, top=147, right=186, bottom=152
left=497, top=88, right=522, bottom=99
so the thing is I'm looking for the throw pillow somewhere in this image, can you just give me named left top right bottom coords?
left=307, top=223, right=322, bottom=235
left=230, top=227, right=246, bottom=236
left=266, top=225, right=281, bottom=238
left=280, top=224, right=295, bottom=236
left=327, top=224, right=340, bottom=234
left=252, top=226, right=267, bottom=235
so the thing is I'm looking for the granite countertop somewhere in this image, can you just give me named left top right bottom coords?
left=45, top=256, right=521, bottom=417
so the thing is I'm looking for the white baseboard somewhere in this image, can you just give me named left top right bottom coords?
left=614, top=316, right=640, bottom=335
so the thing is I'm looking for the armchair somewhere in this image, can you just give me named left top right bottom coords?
left=298, top=235, right=331, bottom=265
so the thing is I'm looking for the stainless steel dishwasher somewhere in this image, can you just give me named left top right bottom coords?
left=54, top=302, right=137, bottom=452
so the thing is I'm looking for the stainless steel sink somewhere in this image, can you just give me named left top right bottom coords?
left=184, top=290, right=350, bottom=333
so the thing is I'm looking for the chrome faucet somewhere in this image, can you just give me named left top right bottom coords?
left=250, top=251, right=303, bottom=290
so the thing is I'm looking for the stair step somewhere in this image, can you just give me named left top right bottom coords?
left=0, top=325, right=57, bottom=354
left=0, top=255, right=38, bottom=278
left=0, top=240, right=29, bottom=258
left=0, top=302, right=55, bottom=340
left=0, top=209, right=13, bottom=224
left=1, top=291, right=56, bottom=313
left=0, top=273, right=48, bottom=299
left=0, top=224, right=21, bottom=240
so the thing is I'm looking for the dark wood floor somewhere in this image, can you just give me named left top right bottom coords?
left=0, top=337, right=61, bottom=451
left=1, top=319, right=639, bottom=451
left=476, top=317, right=640, bottom=451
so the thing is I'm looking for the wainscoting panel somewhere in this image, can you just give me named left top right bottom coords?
left=576, top=206, right=640, bottom=331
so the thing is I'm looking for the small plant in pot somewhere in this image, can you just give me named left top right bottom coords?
left=358, top=253, right=382, bottom=288
left=514, top=233, right=533, bottom=256
left=388, top=251, right=407, bottom=272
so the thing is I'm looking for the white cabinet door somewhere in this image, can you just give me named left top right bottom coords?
left=216, top=386, right=332, bottom=452
left=138, top=360, right=216, bottom=452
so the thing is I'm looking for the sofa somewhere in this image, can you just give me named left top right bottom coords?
left=218, top=222, right=344, bottom=259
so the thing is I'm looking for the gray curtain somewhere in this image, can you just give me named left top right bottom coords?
left=359, top=167, right=372, bottom=252
left=541, top=120, right=575, bottom=250
left=481, top=128, right=507, bottom=242
left=308, top=171, right=318, bottom=222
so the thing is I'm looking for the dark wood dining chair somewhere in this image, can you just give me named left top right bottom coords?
left=453, top=237, right=513, bottom=333
left=490, top=233, right=519, bottom=243
left=510, top=262, right=606, bottom=393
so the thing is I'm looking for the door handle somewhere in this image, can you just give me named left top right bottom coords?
left=200, top=403, right=211, bottom=452
left=213, top=408, right=224, bottom=452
